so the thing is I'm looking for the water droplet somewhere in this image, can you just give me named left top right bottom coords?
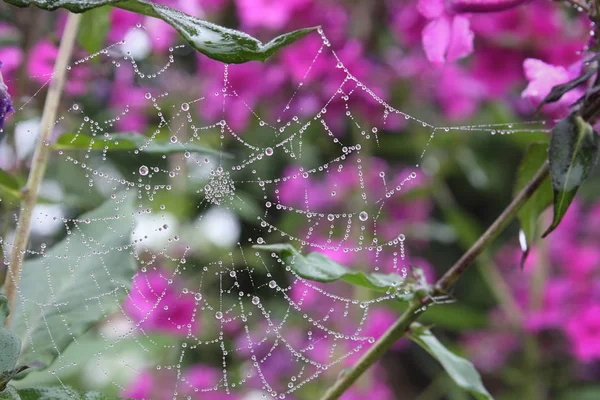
left=252, top=296, right=260, bottom=305
left=269, top=280, right=277, bottom=289
left=215, top=311, right=223, bottom=320
left=265, top=147, right=274, bottom=156
left=181, top=102, right=190, bottom=111
left=195, top=293, right=202, bottom=301
left=359, top=211, right=368, bottom=221
left=139, top=165, right=149, bottom=176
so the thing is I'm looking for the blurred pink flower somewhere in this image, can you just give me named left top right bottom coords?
left=566, top=305, right=600, bottom=362
left=450, top=0, right=530, bottom=13
left=417, top=0, right=474, bottom=64
left=27, top=40, right=88, bottom=96
left=236, top=0, right=310, bottom=30
left=121, top=371, right=154, bottom=399
left=108, top=9, right=142, bottom=42
left=462, top=331, right=519, bottom=372
left=437, top=64, right=486, bottom=120
left=124, top=269, right=198, bottom=335
left=183, top=365, right=234, bottom=400
left=521, top=58, right=584, bottom=117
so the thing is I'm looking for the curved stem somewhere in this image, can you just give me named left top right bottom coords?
left=3, top=12, right=81, bottom=327
left=320, top=162, right=550, bottom=400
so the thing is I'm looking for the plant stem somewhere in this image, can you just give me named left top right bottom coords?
left=320, top=162, right=550, bottom=400
left=321, top=300, right=424, bottom=400
left=3, top=12, right=81, bottom=327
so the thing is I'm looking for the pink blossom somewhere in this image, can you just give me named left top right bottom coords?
left=121, top=371, right=154, bottom=399
left=462, top=331, right=519, bottom=372
left=450, top=0, right=531, bottom=13
left=108, top=9, right=142, bottom=43
left=417, top=0, right=474, bottom=65
left=124, top=269, right=198, bottom=335
left=27, top=40, right=88, bottom=96
left=183, top=365, right=234, bottom=400
left=566, top=305, right=600, bottom=362
left=521, top=58, right=584, bottom=117
left=236, top=0, right=310, bottom=30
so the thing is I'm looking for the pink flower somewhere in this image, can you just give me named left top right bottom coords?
left=417, top=0, right=474, bottom=64
left=183, top=365, right=234, bottom=400
left=236, top=0, right=310, bottom=30
left=566, top=305, right=600, bottom=362
left=521, top=58, right=584, bottom=117
left=124, top=269, right=198, bottom=335
left=121, top=371, right=154, bottom=399
left=450, top=0, right=531, bottom=13
left=27, top=40, right=89, bottom=96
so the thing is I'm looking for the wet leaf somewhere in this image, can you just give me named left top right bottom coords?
left=53, top=132, right=228, bottom=157
left=514, top=142, right=552, bottom=266
left=0, top=296, right=22, bottom=391
left=10, top=196, right=137, bottom=368
left=4, top=0, right=317, bottom=64
left=254, top=243, right=431, bottom=301
left=407, top=323, right=493, bottom=400
left=543, top=114, right=599, bottom=237
left=0, top=385, right=119, bottom=399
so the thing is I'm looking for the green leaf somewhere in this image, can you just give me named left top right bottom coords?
left=10, top=195, right=137, bottom=368
left=543, top=114, right=599, bottom=237
left=0, top=385, right=119, bottom=399
left=77, top=6, right=111, bottom=54
left=0, top=296, right=22, bottom=391
left=53, top=132, right=228, bottom=158
left=254, top=243, right=431, bottom=300
left=4, top=0, right=318, bottom=64
left=407, top=324, right=493, bottom=400
left=514, top=143, right=552, bottom=266
left=0, top=168, right=21, bottom=203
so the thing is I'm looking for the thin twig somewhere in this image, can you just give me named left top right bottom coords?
left=3, top=12, right=81, bottom=327
left=320, top=162, right=550, bottom=400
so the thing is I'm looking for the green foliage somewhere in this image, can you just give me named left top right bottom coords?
left=3, top=0, right=317, bottom=63
left=0, top=296, right=22, bottom=391
left=407, top=323, right=493, bottom=400
left=543, top=114, right=599, bottom=237
left=514, top=142, right=552, bottom=264
left=254, top=243, right=431, bottom=300
left=0, top=168, right=21, bottom=204
left=77, top=6, right=111, bottom=54
left=54, top=132, right=227, bottom=157
left=9, top=196, right=137, bottom=368
left=0, top=385, right=121, bottom=399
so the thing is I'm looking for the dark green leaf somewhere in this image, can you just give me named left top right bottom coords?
left=543, top=114, right=599, bottom=237
left=4, top=0, right=318, bottom=64
left=53, top=132, right=228, bottom=157
left=0, top=168, right=21, bottom=203
left=514, top=143, right=552, bottom=265
left=0, top=385, right=120, bottom=399
left=407, top=324, right=493, bottom=400
left=254, top=243, right=431, bottom=300
left=77, top=6, right=111, bottom=54
left=10, top=196, right=137, bottom=368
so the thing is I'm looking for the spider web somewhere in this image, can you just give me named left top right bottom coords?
left=0, top=25, right=550, bottom=399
